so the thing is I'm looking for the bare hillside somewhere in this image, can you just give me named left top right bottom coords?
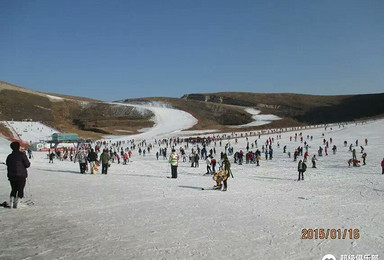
left=0, top=81, right=154, bottom=139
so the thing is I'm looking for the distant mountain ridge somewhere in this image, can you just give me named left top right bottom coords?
left=1, top=80, right=383, bottom=140
left=180, top=92, right=384, bottom=124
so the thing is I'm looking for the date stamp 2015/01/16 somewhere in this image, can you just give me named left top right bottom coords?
left=302, top=229, right=360, bottom=239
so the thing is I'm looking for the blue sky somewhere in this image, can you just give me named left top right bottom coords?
left=0, top=0, right=383, bottom=100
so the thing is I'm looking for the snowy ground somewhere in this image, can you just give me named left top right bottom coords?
left=0, top=117, right=383, bottom=259
left=2, top=121, right=58, bottom=144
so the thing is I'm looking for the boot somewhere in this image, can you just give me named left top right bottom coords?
left=13, top=197, right=18, bottom=208
left=9, top=197, right=14, bottom=208
left=213, top=185, right=222, bottom=190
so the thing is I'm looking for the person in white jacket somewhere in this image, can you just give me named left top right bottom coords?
left=74, top=149, right=87, bottom=174
left=205, top=156, right=212, bottom=174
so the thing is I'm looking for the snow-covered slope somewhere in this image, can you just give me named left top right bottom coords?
left=0, top=137, right=10, bottom=160
left=0, top=120, right=383, bottom=259
left=105, top=102, right=198, bottom=140
left=230, top=108, right=281, bottom=128
left=2, top=121, right=59, bottom=143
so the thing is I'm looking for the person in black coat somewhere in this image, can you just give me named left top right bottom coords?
left=297, top=159, right=307, bottom=181
left=6, top=142, right=31, bottom=208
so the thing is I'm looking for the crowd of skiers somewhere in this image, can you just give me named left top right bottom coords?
left=40, top=129, right=377, bottom=186
left=4, top=121, right=384, bottom=209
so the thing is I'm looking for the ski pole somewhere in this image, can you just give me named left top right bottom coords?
left=229, top=169, right=234, bottom=178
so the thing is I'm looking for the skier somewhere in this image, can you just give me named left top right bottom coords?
left=169, top=149, right=179, bottom=178
left=311, top=155, right=317, bottom=168
left=211, top=156, right=217, bottom=173
left=304, top=151, right=309, bottom=162
left=87, top=149, right=98, bottom=174
left=194, top=153, right=199, bottom=167
left=6, top=142, right=31, bottom=208
left=205, top=156, right=212, bottom=174
left=49, top=151, right=55, bottom=163
left=362, top=153, right=367, bottom=165
left=74, top=149, right=87, bottom=174
left=318, top=146, right=323, bottom=156
left=213, top=155, right=231, bottom=191
left=255, top=149, right=261, bottom=166
left=297, top=159, right=307, bottom=181
left=100, top=149, right=110, bottom=174
left=352, top=149, right=357, bottom=160
left=123, top=152, right=128, bottom=164
left=27, top=148, right=32, bottom=159
left=381, top=158, right=384, bottom=174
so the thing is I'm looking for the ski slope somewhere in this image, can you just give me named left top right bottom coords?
left=105, top=102, right=198, bottom=140
left=0, top=120, right=383, bottom=259
left=2, top=121, right=58, bottom=143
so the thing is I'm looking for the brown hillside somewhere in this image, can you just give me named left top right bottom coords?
left=0, top=81, right=154, bottom=139
left=122, top=97, right=257, bottom=130
left=181, top=92, right=384, bottom=124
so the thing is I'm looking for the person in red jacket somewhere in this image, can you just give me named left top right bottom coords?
left=6, top=142, right=31, bottom=208
left=381, top=158, right=384, bottom=174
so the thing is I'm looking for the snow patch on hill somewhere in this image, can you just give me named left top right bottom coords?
left=231, top=108, right=281, bottom=128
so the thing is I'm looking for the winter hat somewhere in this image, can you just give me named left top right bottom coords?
left=10, top=141, right=20, bottom=151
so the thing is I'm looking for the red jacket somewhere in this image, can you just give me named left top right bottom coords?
left=381, top=160, right=384, bottom=168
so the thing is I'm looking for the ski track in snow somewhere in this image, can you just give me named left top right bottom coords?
left=0, top=119, right=383, bottom=259
left=104, top=102, right=198, bottom=140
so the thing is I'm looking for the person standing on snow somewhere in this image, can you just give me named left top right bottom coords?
left=361, top=153, right=367, bottom=166
left=381, top=158, right=384, bottom=174
left=352, top=149, right=357, bottom=160
left=49, top=151, right=55, bottom=163
left=211, top=156, right=217, bottom=173
left=332, top=145, right=337, bottom=155
left=74, top=149, right=87, bottom=174
left=205, top=156, right=212, bottom=174
left=6, top=142, right=31, bottom=208
left=100, top=149, right=110, bottom=174
left=214, top=154, right=231, bottom=191
left=297, top=159, right=307, bottom=181
left=87, top=149, right=98, bottom=174
left=311, top=155, right=317, bottom=168
left=169, top=149, right=179, bottom=178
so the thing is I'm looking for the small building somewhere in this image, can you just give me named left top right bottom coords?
left=52, top=133, right=78, bottom=142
